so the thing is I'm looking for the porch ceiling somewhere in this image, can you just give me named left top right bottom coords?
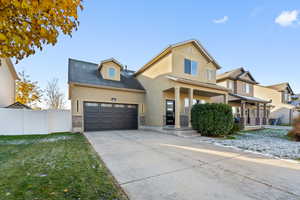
left=165, top=75, right=229, bottom=97
left=164, top=86, right=225, bottom=97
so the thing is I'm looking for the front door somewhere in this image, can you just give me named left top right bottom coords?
left=166, top=100, right=175, bottom=126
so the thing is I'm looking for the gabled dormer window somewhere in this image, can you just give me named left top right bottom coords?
left=184, top=59, right=197, bottom=75
left=108, top=67, right=116, bottom=79
left=243, top=83, right=250, bottom=94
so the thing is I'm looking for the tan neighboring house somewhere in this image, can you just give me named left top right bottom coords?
left=254, top=83, right=298, bottom=125
left=217, top=68, right=271, bottom=128
left=0, top=58, right=19, bottom=108
left=68, top=39, right=229, bottom=132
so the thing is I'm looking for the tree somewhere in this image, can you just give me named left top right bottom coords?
left=16, top=71, right=43, bottom=107
left=45, top=78, right=65, bottom=109
left=0, top=0, right=83, bottom=61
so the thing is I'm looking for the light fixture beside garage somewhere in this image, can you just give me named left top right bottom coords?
left=111, top=98, right=117, bottom=102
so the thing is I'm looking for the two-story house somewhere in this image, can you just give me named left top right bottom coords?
left=68, top=39, right=229, bottom=132
left=254, top=83, right=298, bottom=125
left=0, top=58, right=19, bottom=107
left=217, top=68, right=271, bottom=128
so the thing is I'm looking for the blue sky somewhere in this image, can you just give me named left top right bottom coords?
left=16, top=0, right=300, bottom=106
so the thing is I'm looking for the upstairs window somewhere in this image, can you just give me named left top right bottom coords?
left=206, top=69, right=215, bottom=81
left=243, top=83, right=250, bottom=94
left=184, top=59, right=197, bottom=75
left=228, top=80, right=234, bottom=90
left=108, top=67, right=116, bottom=79
left=284, top=92, right=291, bottom=103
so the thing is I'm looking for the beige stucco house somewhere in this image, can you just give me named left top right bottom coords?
left=0, top=58, right=19, bottom=107
left=254, top=83, right=298, bottom=124
left=216, top=68, right=271, bottom=128
left=68, top=40, right=229, bottom=132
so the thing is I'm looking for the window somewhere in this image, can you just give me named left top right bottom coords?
left=108, top=67, right=116, bottom=78
left=243, top=83, right=250, bottom=94
left=76, top=100, right=79, bottom=112
left=184, top=59, right=197, bottom=75
left=85, top=102, right=98, bottom=107
left=101, top=103, right=112, bottom=107
left=114, top=104, right=125, bottom=108
left=127, top=105, right=136, bottom=109
left=284, top=93, right=291, bottom=103
left=206, top=69, right=215, bottom=81
left=232, top=107, right=237, bottom=115
left=184, top=98, right=189, bottom=108
left=228, top=80, right=234, bottom=90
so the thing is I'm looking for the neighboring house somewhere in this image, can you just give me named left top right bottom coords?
left=291, top=94, right=300, bottom=107
left=254, top=83, right=298, bottom=125
left=68, top=39, right=229, bottom=132
left=6, top=102, right=32, bottom=109
left=0, top=58, right=19, bottom=107
left=217, top=68, right=271, bottom=128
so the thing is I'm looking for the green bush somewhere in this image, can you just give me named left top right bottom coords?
left=229, top=122, right=242, bottom=135
left=191, top=103, right=234, bottom=137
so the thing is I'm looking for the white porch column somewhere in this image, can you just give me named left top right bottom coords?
left=188, top=88, right=193, bottom=128
left=240, top=101, right=246, bottom=128
left=224, top=94, right=228, bottom=104
left=175, top=86, right=181, bottom=129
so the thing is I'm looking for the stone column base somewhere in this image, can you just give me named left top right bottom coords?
left=72, top=115, right=83, bottom=133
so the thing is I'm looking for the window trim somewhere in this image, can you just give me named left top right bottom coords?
left=184, top=58, right=198, bottom=76
left=206, top=69, right=215, bottom=81
left=228, top=80, right=234, bottom=90
left=244, top=83, right=250, bottom=94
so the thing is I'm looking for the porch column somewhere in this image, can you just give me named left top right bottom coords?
left=256, top=103, right=260, bottom=125
left=224, top=94, right=228, bottom=104
left=240, top=101, right=246, bottom=128
left=263, top=103, right=267, bottom=125
left=188, top=88, right=193, bottom=128
left=175, top=86, right=181, bottom=129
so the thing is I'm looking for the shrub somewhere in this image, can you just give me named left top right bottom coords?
left=191, top=103, right=234, bottom=137
left=229, top=122, right=242, bottom=135
left=288, top=116, right=300, bottom=142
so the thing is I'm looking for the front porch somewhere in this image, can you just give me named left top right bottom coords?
left=162, top=82, right=229, bottom=129
left=228, top=94, right=271, bottom=129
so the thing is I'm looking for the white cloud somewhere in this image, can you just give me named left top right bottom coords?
left=275, top=10, right=299, bottom=27
left=213, top=16, right=229, bottom=24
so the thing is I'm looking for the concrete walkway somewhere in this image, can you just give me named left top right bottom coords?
left=84, top=130, right=300, bottom=200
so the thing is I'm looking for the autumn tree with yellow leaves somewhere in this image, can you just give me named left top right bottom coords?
left=0, top=0, right=83, bottom=61
left=16, top=71, right=43, bottom=107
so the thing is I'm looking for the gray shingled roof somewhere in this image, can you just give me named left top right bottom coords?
left=217, top=67, right=258, bottom=84
left=68, top=58, right=145, bottom=91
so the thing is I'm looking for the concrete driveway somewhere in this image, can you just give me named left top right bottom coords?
left=84, top=130, right=300, bottom=200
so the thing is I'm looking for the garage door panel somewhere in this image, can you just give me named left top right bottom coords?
left=84, top=102, right=138, bottom=131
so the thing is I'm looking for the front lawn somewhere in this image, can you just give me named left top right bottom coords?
left=0, top=133, right=127, bottom=200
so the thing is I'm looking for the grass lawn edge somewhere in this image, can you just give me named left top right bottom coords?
left=82, top=133, right=129, bottom=200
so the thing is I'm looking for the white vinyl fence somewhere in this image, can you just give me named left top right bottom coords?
left=0, top=108, right=71, bottom=135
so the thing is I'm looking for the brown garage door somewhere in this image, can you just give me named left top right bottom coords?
left=84, top=102, right=138, bottom=131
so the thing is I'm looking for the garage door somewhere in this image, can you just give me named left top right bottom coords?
left=84, top=102, right=138, bottom=131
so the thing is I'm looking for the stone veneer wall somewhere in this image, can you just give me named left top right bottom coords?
left=72, top=115, right=83, bottom=132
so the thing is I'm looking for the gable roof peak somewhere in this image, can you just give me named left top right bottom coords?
left=134, top=39, right=221, bottom=76
left=98, top=57, right=124, bottom=70
left=266, top=82, right=294, bottom=94
left=217, top=67, right=258, bottom=84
